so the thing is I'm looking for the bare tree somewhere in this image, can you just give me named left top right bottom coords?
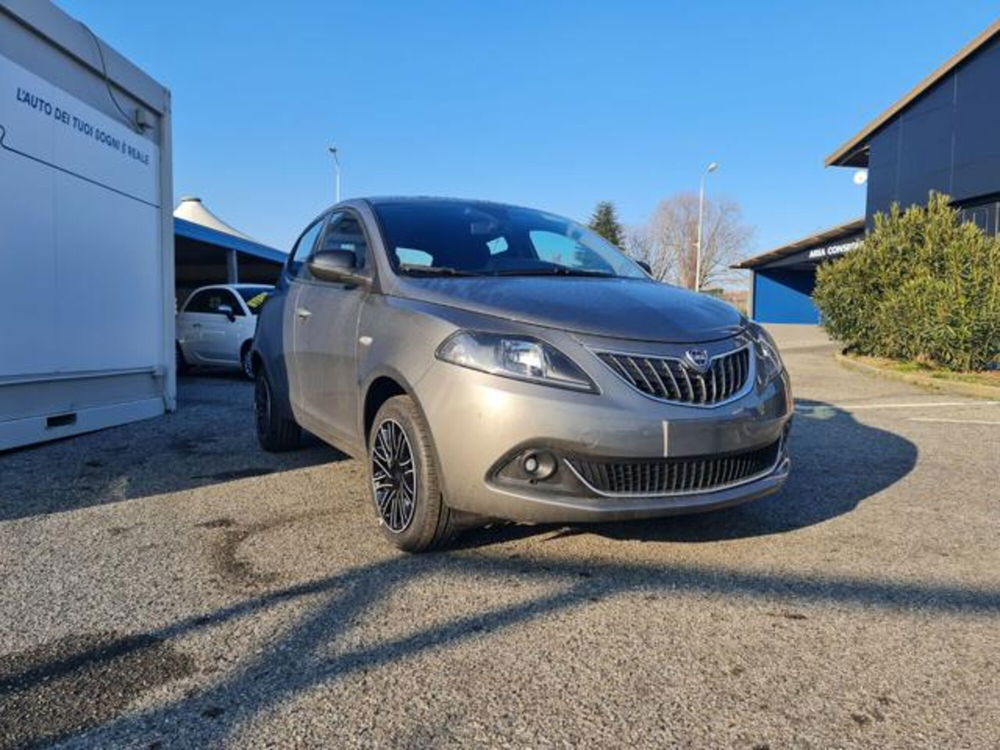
left=624, top=223, right=655, bottom=271
left=628, top=192, right=753, bottom=289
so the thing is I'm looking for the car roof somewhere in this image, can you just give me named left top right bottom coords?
left=362, top=195, right=545, bottom=214
left=191, top=283, right=273, bottom=290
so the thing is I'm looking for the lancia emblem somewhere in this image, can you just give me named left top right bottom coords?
left=682, top=348, right=711, bottom=373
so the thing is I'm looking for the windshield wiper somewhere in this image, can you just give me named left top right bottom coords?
left=398, top=264, right=483, bottom=277
left=488, top=267, right=616, bottom=278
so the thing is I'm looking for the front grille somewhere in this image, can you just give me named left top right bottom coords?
left=567, top=439, right=781, bottom=496
left=596, top=346, right=751, bottom=405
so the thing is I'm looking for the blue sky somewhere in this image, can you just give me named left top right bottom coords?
left=57, top=0, right=999, bottom=257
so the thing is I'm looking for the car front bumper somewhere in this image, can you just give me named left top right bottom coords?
left=414, top=351, right=793, bottom=524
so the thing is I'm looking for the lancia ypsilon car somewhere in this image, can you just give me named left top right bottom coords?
left=251, top=198, right=792, bottom=551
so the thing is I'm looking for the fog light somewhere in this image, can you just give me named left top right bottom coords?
left=522, top=451, right=557, bottom=480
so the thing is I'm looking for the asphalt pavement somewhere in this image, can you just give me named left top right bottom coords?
left=1, top=325, right=998, bottom=749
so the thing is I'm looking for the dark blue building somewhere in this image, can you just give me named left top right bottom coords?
left=740, top=20, right=1000, bottom=324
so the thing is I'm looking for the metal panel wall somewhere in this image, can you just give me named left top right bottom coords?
left=866, top=36, right=1000, bottom=222
left=0, top=1, right=173, bottom=450
left=752, top=270, right=819, bottom=325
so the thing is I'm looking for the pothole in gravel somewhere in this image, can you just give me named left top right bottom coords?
left=0, top=631, right=195, bottom=749
left=198, top=510, right=334, bottom=592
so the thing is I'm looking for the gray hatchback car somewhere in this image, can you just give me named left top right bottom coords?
left=251, top=197, right=792, bottom=551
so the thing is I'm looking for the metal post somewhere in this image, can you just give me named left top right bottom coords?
left=227, top=249, right=239, bottom=284
left=695, top=162, right=718, bottom=292
left=329, top=146, right=341, bottom=203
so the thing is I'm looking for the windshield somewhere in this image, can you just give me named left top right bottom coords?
left=236, top=286, right=273, bottom=315
left=372, top=200, right=647, bottom=279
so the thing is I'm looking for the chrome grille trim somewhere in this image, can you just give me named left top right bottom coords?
left=593, top=344, right=753, bottom=407
left=565, top=438, right=783, bottom=498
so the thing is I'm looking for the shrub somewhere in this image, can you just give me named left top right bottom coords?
left=813, top=193, right=1000, bottom=371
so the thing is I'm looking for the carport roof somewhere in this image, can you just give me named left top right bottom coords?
left=825, top=20, right=1000, bottom=168
left=732, top=218, right=864, bottom=270
left=174, top=218, right=286, bottom=264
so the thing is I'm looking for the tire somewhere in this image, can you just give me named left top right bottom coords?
left=175, top=342, right=190, bottom=375
left=240, top=342, right=255, bottom=381
left=255, top=366, right=301, bottom=452
left=369, top=395, right=459, bottom=552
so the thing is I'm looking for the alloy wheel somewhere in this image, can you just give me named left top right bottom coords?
left=242, top=349, right=254, bottom=380
left=254, top=373, right=270, bottom=441
left=371, top=419, right=417, bottom=533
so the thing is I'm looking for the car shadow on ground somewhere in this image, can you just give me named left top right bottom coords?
left=0, top=375, right=346, bottom=522
left=455, top=397, right=919, bottom=548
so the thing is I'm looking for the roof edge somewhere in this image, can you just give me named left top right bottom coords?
left=825, top=19, right=1000, bottom=168
left=732, top=218, right=864, bottom=270
left=174, top=217, right=286, bottom=263
left=0, top=0, right=170, bottom=113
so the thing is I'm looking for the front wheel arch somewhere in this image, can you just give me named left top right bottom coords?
left=363, top=376, right=407, bottom=443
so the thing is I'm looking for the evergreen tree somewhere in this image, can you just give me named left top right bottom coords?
left=589, top=201, right=624, bottom=247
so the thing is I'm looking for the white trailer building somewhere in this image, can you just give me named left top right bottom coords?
left=0, top=0, right=174, bottom=450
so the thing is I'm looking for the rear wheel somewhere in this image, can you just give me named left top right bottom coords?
left=369, top=395, right=459, bottom=552
left=240, top=342, right=254, bottom=380
left=255, top=366, right=301, bottom=452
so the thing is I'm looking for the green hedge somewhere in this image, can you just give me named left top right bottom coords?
left=813, top=193, right=1000, bottom=371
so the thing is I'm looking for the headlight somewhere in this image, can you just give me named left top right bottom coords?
left=436, top=331, right=596, bottom=392
left=749, top=323, right=784, bottom=384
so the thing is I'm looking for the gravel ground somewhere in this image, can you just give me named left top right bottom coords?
left=1, top=326, right=998, bottom=749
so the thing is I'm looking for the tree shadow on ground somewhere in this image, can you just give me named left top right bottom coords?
left=2, top=542, right=995, bottom=749
left=0, top=399, right=930, bottom=747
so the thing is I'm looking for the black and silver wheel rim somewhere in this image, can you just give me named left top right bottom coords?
left=371, top=419, right=416, bottom=533
left=254, top=374, right=270, bottom=439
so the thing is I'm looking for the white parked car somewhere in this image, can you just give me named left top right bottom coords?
left=176, top=284, right=273, bottom=379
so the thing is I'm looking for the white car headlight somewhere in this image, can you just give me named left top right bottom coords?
left=436, top=331, right=596, bottom=392
left=750, top=323, right=785, bottom=384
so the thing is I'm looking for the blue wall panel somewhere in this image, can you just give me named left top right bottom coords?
left=753, top=270, right=818, bottom=324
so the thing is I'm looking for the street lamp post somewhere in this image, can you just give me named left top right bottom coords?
left=328, top=145, right=341, bottom=203
left=695, top=161, right=719, bottom=292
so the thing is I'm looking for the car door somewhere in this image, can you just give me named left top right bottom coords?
left=283, top=216, right=328, bottom=414
left=197, top=288, right=244, bottom=363
left=177, top=289, right=218, bottom=363
left=176, top=292, right=201, bottom=361
left=292, top=210, right=372, bottom=446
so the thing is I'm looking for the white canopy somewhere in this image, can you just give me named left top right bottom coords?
left=173, top=196, right=256, bottom=241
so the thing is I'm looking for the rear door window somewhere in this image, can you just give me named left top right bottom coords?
left=184, top=289, right=242, bottom=315
left=183, top=290, right=214, bottom=313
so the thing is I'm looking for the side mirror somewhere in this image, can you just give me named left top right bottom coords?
left=636, top=260, right=652, bottom=276
left=217, top=303, right=236, bottom=321
left=308, top=249, right=367, bottom=285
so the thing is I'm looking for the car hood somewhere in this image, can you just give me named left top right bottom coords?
left=392, top=276, right=745, bottom=343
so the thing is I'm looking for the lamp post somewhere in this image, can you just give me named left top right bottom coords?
left=328, top=145, right=341, bottom=203
left=695, top=161, right=719, bottom=292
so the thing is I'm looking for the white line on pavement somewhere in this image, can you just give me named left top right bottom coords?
left=817, top=401, right=999, bottom=411
left=908, top=417, right=1000, bottom=425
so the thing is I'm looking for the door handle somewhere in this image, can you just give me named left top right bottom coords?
left=296, top=307, right=312, bottom=320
